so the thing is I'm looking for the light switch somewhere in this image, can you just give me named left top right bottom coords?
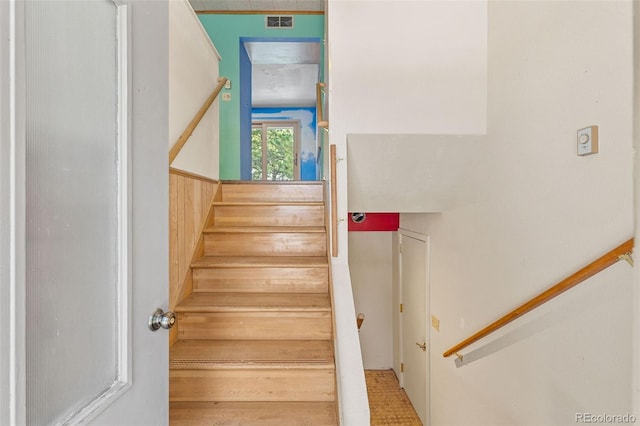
left=577, top=125, right=598, bottom=156
left=224, top=80, right=231, bottom=89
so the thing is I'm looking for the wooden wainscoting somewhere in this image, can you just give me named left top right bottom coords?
left=169, top=168, right=220, bottom=346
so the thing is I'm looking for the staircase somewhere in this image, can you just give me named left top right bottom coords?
left=169, top=181, right=338, bottom=425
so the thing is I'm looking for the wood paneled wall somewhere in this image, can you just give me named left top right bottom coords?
left=169, top=168, right=219, bottom=345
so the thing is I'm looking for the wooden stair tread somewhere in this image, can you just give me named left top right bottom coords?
left=203, top=226, right=325, bottom=234
left=213, top=201, right=323, bottom=206
left=171, top=180, right=334, bottom=412
left=192, top=256, right=327, bottom=268
left=170, top=340, right=334, bottom=368
left=176, top=293, right=331, bottom=313
left=170, top=401, right=337, bottom=425
left=221, top=180, right=323, bottom=185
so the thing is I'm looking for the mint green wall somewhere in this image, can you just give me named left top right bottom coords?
left=198, top=14, right=325, bottom=179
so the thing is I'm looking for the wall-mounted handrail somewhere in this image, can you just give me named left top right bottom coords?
left=443, top=238, right=634, bottom=359
left=169, top=77, right=228, bottom=164
left=317, top=82, right=328, bottom=128
left=330, top=144, right=338, bottom=257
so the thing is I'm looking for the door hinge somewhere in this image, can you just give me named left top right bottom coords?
left=399, top=243, right=403, bottom=253
left=401, top=363, right=404, bottom=373
left=400, top=303, right=403, bottom=313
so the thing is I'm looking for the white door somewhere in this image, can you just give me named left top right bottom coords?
left=1, top=1, right=170, bottom=424
left=400, top=231, right=429, bottom=425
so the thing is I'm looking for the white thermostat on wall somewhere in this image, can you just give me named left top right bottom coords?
left=577, top=125, right=598, bottom=156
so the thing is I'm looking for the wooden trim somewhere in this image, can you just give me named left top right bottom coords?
left=169, top=167, right=219, bottom=184
left=329, top=268, right=340, bottom=426
left=442, top=238, right=634, bottom=358
left=168, top=77, right=228, bottom=164
left=324, top=181, right=340, bottom=423
left=196, top=10, right=324, bottom=15
left=330, top=145, right=338, bottom=257
left=316, top=82, right=328, bottom=129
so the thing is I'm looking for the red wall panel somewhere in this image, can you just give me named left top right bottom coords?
left=347, top=212, right=399, bottom=232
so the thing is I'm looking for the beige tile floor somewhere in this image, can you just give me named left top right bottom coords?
left=365, top=370, right=422, bottom=426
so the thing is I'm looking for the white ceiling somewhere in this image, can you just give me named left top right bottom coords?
left=245, top=41, right=320, bottom=107
left=245, top=41, right=320, bottom=65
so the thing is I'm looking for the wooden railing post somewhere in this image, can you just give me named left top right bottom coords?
left=317, top=82, right=328, bottom=128
left=330, top=144, right=338, bottom=257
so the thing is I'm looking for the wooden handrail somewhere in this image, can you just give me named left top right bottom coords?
left=317, top=82, right=328, bottom=128
left=330, top=144, right=338, bottom=257
left=443, top=238, right=634, bottom=358
left=169, top=77, right=228, bottom=164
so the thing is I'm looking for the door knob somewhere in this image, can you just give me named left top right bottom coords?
left=416, top=342, right=427, bottom=351
left=148, top=308, right=176, bottom=331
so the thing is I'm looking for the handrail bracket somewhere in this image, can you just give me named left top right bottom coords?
left=618, top=252, right=634, bottom=267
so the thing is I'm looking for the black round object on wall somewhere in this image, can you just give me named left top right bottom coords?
left=351, top=212, right=366, bottom=224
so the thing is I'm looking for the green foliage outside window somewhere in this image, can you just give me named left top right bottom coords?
left=251, top=126, right=294, bottom=181
left=251, top=128, right=263, bottom=180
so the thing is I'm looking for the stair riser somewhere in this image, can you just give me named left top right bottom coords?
left=177, top=312, right=332, bottom=340
left=222, top=184, right=323, bottom=203
left=214, top=205, right=324, bottom=227
left=204, top=233, right=326, bottom=257
left=170, top=369, right=335, bottom=402
left=170, top=402, right=338, bottom=426
left=193, top=267, right=329, bottom=293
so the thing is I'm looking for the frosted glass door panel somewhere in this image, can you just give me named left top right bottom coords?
left=25, top=1, right=123, bottom=424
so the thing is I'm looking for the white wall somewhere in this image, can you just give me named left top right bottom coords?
left=330, top=0, right=635, bottom=424
left=169, top=0, right=221, bottom=179
left=347, top=135, right=485, bottom=213
left=398, top=2, right=634, bottom=425
left=348, top=232, right=393, bottom=369
left=327, top=0, right=487, bottom=264
left=632, top=0, right=640, bottom=418
left=328, top=1, right=486, bottom=136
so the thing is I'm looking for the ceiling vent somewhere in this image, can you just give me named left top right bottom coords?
left=266, top=15, right=294, bottom=29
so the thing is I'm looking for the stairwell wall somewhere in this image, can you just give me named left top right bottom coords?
left=348, top=232, right=393, bottom=370
left=329, top=0, right=635, bottom=424
left=632, top=0, right=640, bottom=416
left=397, top=2, right=633, bottom=425
left=169, top=0, right=221, bottom=179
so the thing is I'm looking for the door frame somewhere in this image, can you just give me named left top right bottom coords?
left=238, top=36, right=322, bottom=180
left=251, top=119, right=301, bottom=180
left=1, top=0, right=27, bottom=423
left=397, top=228, right=430, bottom=425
